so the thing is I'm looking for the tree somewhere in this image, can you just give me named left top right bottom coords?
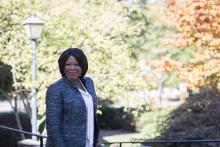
left=161, top=0, right=220, bottom=91
left=0, top=60, right=27, bottom=139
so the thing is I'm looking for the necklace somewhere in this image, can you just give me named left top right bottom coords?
left=72, top=79, right=85, bottom=91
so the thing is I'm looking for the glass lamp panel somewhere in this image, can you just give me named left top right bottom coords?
left=24, top=24, right=44, bottom=40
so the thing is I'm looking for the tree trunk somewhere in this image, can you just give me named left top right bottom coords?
left=5, top=94, right=25, bottom=139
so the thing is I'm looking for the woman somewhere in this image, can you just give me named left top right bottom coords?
left=46, top=48, right=100, bottom=147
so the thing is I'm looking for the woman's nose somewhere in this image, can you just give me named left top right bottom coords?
left=69, top=64, right=79, bottom=69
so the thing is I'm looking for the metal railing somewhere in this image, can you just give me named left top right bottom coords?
left=103, top=139, right=220, bottom=147
left=1, top=124, right=220, bottom=147
left=0, top=125, right=46, bottom=147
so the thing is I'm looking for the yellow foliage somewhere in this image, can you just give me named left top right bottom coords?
left=159, top=0, right=220, bottom=91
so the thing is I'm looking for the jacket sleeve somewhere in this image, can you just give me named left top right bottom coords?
left=46, top=84, right=65, bottom=147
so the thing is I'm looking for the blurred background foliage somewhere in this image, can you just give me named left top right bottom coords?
left=0, top=0, right=147, bottom=112
left=0, top=0, right=194, bottom=131
left=0, top=0, right=153, bottom=132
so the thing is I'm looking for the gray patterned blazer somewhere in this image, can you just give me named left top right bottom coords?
left=46, top=76, right=99, bottom=147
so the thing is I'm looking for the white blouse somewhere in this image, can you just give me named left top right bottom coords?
left=78, top=80, right=94, bottom=147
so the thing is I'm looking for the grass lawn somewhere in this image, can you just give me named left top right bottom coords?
left=100, top=108, right=172, bottom=147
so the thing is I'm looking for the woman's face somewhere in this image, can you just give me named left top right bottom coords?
left=64, top=56, right=82, bottom=80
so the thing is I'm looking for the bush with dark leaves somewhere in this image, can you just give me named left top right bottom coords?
left=0, top=112, right=31, bottom=147
left=148, top=89, right=220, bottom=147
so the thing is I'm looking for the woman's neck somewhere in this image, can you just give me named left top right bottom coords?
left=72, top=78, right=86, bottom=91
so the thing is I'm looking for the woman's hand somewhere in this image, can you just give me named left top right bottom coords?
left=96, top=143, right=104, bottom=147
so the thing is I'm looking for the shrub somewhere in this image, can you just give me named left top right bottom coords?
left=0, top=112, right=31, bottom=147
left=149, top=89, right=220, bottom=147
left=0, top=61, right=13, bottom=92
left=97, top=106, right=135, bottom=131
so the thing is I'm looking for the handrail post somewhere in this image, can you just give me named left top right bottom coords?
left=174, top=142, right=177, bottom=147
left=40, top=137, right=43, bottom=147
